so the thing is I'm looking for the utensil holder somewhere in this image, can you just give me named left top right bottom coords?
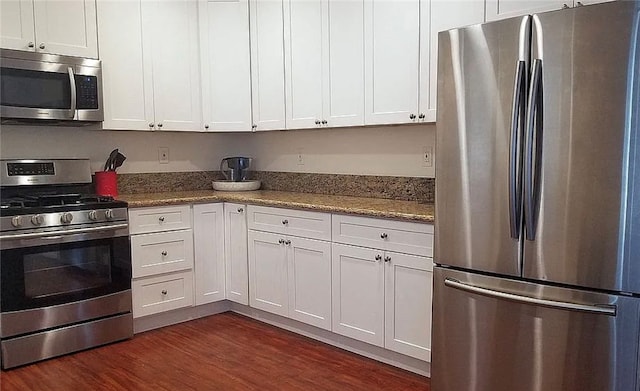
left=95, top=171, right=118, bottom=197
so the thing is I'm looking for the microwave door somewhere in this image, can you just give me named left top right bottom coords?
left=0, top=58, right=76, bottom=120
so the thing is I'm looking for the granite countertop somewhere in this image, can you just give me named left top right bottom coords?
left=118, top=190, right=434, bottom=223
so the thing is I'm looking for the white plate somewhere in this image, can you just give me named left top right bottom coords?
left=212, top=180, right=261, bottom=191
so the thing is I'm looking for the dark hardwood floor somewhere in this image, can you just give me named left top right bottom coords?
left=0, top=312, right=430, bottom=390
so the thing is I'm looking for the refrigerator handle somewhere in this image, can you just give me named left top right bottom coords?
left=524, top=59, right=543, bottom=241
left=444, top=278, right=616, bottom=316
left=509, top=61, right=526, bottom=239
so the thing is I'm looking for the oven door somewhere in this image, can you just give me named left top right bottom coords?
left=0, top=224, right=131, bottom=337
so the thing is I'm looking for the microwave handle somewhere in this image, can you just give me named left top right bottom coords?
left=67, top=67, right=77, bottom=119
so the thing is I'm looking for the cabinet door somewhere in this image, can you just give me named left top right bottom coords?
left=148, top=0, right=202, bottom=131
left=364, top=0, right=420, bottom=125
left=420, top=0, right=485, bottom=123
left=0, top=0, right=35, bottom=51
left=249, top=0, right=286, bottom=131
left=32, top=0, right=98, bottom=58
left=287, top=237, right=331, bottom=330
left=224, top=203, right=249, bottom=305
left=283, top=0, right=324, bottom=129
left=485, top=0, right=568, bottom=21
left=97, top=0, right=154, bottom=131
left=384, top=251, right=433, bottom=361
left=248, top=230, right=288, bottom=317
left=199, top=0, right=253, bottom=132
left=331, top=243, right=384, bottom=347
left=321, top=0, right=365, bottom=127
left=193, top=203, right=226, bottom=305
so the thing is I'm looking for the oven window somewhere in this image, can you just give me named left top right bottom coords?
left=23, top=245, right=112, bottom=299
left=0, top=67, right=72, bottom=109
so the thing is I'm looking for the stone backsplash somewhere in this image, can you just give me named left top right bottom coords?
left=117, top=171, right=434, bottom=203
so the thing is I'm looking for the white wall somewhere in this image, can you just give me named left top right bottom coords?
left=0, top=124, right=436, bottom=178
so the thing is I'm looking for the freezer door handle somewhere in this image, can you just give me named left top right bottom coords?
left=444, top=278, right=616, bottom=316
left=524, top=58, right=543, bottom=241
left=509, top=60, right=527, bottom=239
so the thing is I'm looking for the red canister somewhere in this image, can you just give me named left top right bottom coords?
left=95, top=171, right=118, bottom=197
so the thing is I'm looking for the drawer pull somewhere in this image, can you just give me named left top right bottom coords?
left=161, top=290, right=167, bottom=295
left=384, top=256, right=391, bottom=263
left=282, top=219, right=289, bottom=225
left=380, top=232, right=388, bottom=239
left=159, top=216, right=165, bottom=222
left=161, top=251, right=168, bottom=256
left=237, top=207, right=244, bottom=213
left=375, top=254, right=382, bottom=261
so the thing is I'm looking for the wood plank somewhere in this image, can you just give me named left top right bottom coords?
left=0, top=312, right=430, bottom=390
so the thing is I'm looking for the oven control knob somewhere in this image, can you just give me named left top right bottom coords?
left=11, top=216, right=22, bottom=227
left=88, top=210, right=98, bottom=221
left=105, top=209, right=114, bottom=220
left=60, top=212, right=74, bottom=224
left=31, top=214, right=44, bottom=226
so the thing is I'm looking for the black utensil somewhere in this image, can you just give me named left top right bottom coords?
left=104, top=149, right=118, bottom=171
left=112, top=152, right=126, bottom=171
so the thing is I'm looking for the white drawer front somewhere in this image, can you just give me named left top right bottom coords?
left=132, top=271, right=194, bottom=318
left=247, top=205, right=331, bottom=241
left=131, top=230, right=194, bottom=278
left=129, top=205, right=192, bottom=234
left=332, top=215, right=433, bottom=257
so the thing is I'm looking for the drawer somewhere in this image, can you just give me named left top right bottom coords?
left=129, top=205, right=192, bottom=234
left=131, top=229, right=194, bottom=278
left=247, top=205, right=331, bottom=241
left=132, top=270, right=194, bottom=318
left=332, top=214, right=433, bottom=257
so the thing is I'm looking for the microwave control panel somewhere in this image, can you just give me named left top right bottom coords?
left=75, top=75, right=99, bottom=110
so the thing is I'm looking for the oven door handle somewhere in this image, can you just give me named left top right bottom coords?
left=0, top=223, right=129, bottom=241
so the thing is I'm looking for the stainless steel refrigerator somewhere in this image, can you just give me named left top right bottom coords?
left=433, top=1, right=640, bottom=390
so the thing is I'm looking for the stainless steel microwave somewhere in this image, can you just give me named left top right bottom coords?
left=0, top=49, right=103, bottom=123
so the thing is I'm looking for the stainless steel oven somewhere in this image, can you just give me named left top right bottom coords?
left=0, top=159, right=132, bottom=369
left=0, top=49, right=103, bottom=123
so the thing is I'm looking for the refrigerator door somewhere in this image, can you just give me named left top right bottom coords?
left=435, top=16, right=529, bottom=276
left=523, top=1, right=640, bottom=292
left=432, top=266, right=640, bottom=391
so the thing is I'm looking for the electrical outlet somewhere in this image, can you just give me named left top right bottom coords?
left=422, top=146, right=433, bottom=167
left=297, top=149, right=304, bottom=166
left=158, top=147, right=169, bottom=164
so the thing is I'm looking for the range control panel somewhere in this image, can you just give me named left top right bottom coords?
left=7, top=162, right=55, bottom=176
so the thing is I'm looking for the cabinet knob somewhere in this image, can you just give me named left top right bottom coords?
left=237, top=207, right=244, bottom=213
left=278, top=239, right=285, bottom=244
left=149, top=123, right=155, bottom=128
left=380, top=232, right=388, bottom=239
left=409, top=114, right=416, bottom=120
left=384, top=256, right=391, bottom=263
left=157, top=123, right=163, bottom=128
left=161, top=290, right=167, bottom=295
left=576, top=1, right=583, bottom=5
left=315, top=120, right=321, bottom=125
left=375, top=254, right=382, bottom=261
left=161, top=251, right=167, bottom=256
left=204, top=124, right=209, bottom=129
left=321, top=120, right=327, bottom=125
left=562, top=3, right=570, bottom=8
left=27, top=42, right=34, bottom=48
left=159, top=216, right=165, bottom=222
left=418, top=113, right=425, bottom=119
left=282, top=219, right=288, bottom=225
left=252, top=124, right=257, bottom=129
left=284, top=240, right=291, bottom=246
left=39, top=43, right=45, bottom=49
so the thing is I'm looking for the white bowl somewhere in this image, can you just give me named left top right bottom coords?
left=212, top=180, right=261, bottom=191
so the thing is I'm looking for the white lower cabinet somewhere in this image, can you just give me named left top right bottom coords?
left=193, top=203, right=225, bottom=305
left=132, top=270, right=194, bottom=318
left=332, top=242, right=433, bottom=361
left=248, top=230, right=288, bottom=317
left=224, top=203, right=249, bottom=305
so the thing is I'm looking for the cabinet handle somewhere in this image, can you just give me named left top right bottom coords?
left=161, top=251, right=167, bottom=256
left=237, top=207, right=244, bottom=213
left=282, top=219, right=288, bottom=225
left=39, top=43, right=45, bottom=49
left=384, top=256, right=391, bottom=263
left=418, top=113, right=425, bottom=120
left=27, top=42, right=34, bottom=48
left=161, top=290, right=167, bottom=295
left=157, top=123, right=163, bottom=128
left=284, top=240, right=291, bottom=246
left=149, top=123, right=155, bottom=128
left=380, top=232, right=388, bottom=239
left=409, top=114, right=416, bottom=120
left=158, top=216, right=165, bottom=222
left=204, top=124, right=209, bottom=129
left=375, top=254, right=382, bottom=261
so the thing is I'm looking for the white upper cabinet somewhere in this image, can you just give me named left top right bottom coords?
left=283, top=0, right=364, bottom=129
left=97, top=0, right=202, bottom=131
left=364, top=0, right=420, bottom=125
left=199, top=0, right=253, bottom=132
left=1, top=0, right=98, bottom=58
left=249, top=0, right=287, bottom=131
left=486, top=0, right=568, bottom=21
left=423, top=0, right=485, bottom=122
